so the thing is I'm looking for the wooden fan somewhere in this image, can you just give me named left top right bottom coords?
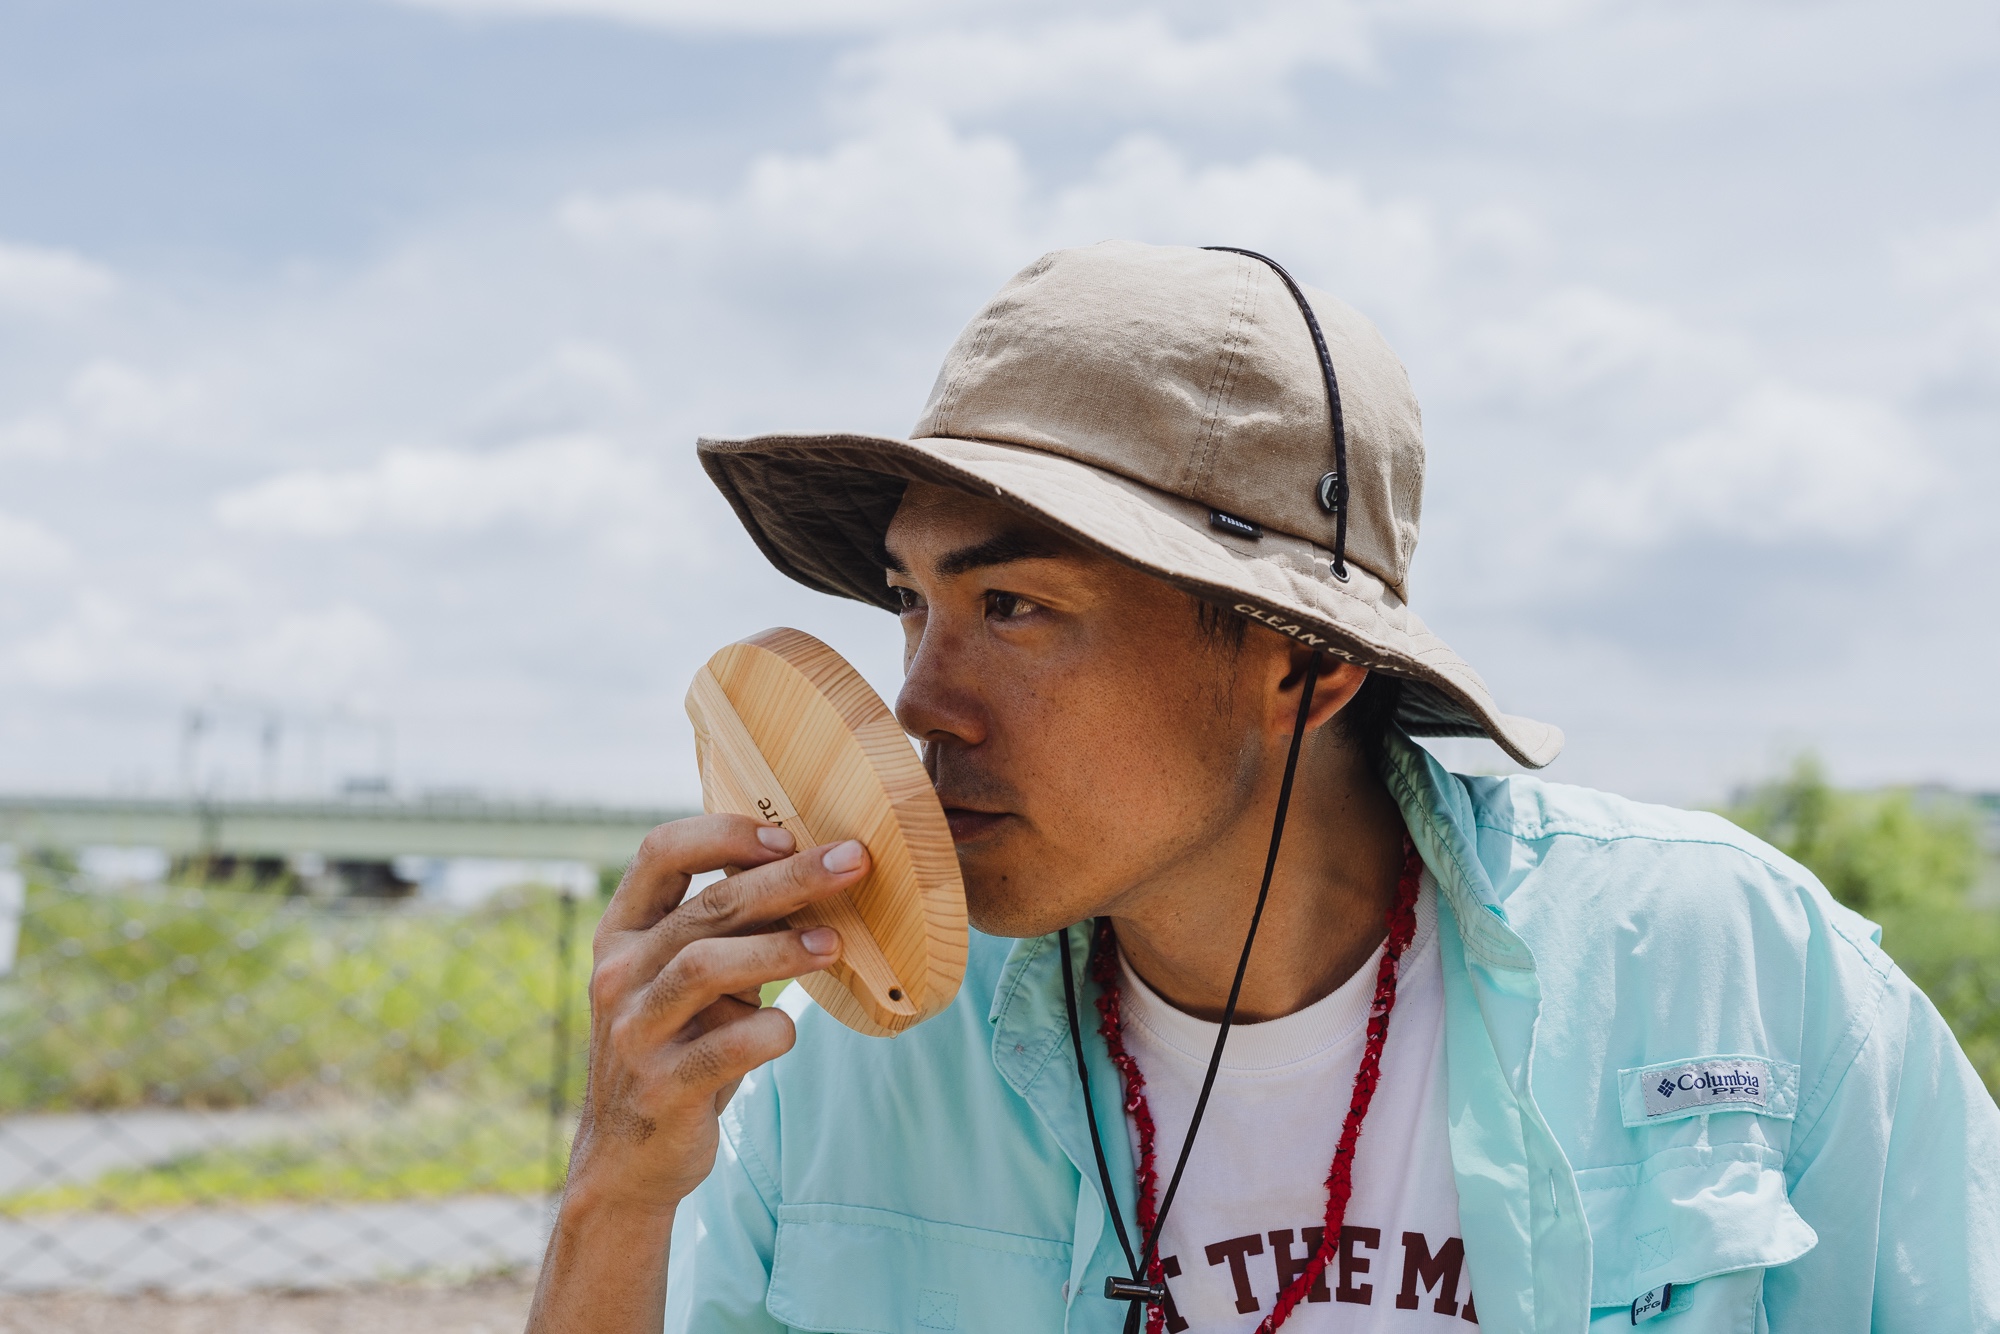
left=685, top=628, right=967, bottom=1037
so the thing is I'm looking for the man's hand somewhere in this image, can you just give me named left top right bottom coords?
left=527, top=813, right=870, bottom=1333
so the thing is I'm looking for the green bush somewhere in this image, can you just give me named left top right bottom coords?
left=1725, top=755, right=1982, bottom=914
left=1724, top=757, right=1999, bottom=1096
left=0, top=876, right=598, bottom=1114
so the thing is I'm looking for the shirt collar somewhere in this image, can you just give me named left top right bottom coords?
left=988, top=727, right=1534, bottom=1035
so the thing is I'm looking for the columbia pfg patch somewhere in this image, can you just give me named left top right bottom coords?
left=1618, top=1055, right=1798, bottom=1126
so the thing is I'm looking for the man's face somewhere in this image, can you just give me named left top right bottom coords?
left=885, top=482, right=1286, bottom=937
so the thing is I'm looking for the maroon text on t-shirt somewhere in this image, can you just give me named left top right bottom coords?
left=1151, top=1223, right=1478, bottom=1330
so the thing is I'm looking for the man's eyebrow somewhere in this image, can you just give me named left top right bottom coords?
left=936, top=531, right=1073, bottom=578
left=883, top=530, right=1073, bottom=581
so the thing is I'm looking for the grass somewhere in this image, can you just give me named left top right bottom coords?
left=0, top=873, right=597, bottom=1211
left=0, top=876, right=598, bottom=1114
left=0, top=1096, right=570, bottom=1214
left=0, top=871, right=810, bottom=1212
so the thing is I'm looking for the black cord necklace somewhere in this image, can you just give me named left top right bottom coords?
left=1060, top=652, right=1323, bottom=1331
left=1060, top=244, right=1356, bottom=1328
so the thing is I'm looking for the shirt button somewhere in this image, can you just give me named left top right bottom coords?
left=1061, top=1281, right=1070, bottom=1301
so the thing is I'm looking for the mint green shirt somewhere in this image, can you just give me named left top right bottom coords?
left=665, top=735, right=2000, bottom=1331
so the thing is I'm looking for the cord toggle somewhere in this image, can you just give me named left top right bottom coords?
left=1104, top=1276, right=1168, bottom=1304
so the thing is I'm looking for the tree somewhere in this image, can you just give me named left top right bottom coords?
left=1725, top=755, right=1980, bottom=915
left=1724, top=755, right=1998, bottom=1096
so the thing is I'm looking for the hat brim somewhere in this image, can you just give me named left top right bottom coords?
left=698, top=432, right=1562, bottom=769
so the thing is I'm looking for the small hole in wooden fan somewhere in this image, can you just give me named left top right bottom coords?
left=888, top=988, right=904, bottom=1001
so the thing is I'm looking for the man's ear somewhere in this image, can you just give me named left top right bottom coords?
left=1275, top=643, right=1368, bottom=737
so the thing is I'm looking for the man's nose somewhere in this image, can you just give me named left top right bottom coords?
left=895, top=623, right=988, bottom=749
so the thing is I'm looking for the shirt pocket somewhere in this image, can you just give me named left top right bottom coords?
left=1574, top=1142, right=1815, bottom=1326
left=766, top=1202, right=1073, bottom=1334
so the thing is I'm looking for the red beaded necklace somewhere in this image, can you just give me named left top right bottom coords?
left=1089, top=837, right=1424, bottom=1334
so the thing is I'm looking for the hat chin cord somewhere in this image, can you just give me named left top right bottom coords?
left=1201, top=246, right=1351, bottom=582
left=1059, top=652, right=1324, bottom=1333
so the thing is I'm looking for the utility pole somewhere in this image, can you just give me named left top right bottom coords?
left=179, top=707, right=209, bottom=796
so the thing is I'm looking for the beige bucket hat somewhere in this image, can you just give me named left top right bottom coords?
left=698, top=239, right=1562, bottom=769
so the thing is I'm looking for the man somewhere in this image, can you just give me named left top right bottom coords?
left=528, top=241, right=2000, bottom=1333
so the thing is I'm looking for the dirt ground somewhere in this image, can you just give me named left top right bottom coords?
left=0, top=1273, right=537, bottom=1333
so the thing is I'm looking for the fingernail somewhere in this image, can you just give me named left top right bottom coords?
left=821, top=840, right=866, bottom=874
left=801, top=927, right=839, bottom=955
left=756, top=825, right=795, bottom=853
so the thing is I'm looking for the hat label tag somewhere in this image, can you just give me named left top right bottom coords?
left=1208, top=509, right=1262, bottom=540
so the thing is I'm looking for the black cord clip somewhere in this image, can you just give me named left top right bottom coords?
left=1105, top=1277, right=1168, bottom=1305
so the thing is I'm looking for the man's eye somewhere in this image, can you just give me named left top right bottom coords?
left=986, top=592, right=1036, bottom=620
left=893, top=586, right=924, bottom=612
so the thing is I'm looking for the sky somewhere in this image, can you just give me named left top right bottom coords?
left=1, top=0, right=1997, bottom=808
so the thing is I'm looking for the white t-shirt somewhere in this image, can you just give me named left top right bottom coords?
left=1115, top=875, right=1477, bottom=1331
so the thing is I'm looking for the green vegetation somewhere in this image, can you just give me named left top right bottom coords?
left=0, top=875, right=598, bottom=1113
left=3, top=1098, right=574, bottom=1214
left=0, top=872, right=599, bottom=1211
left=13, top=758, right=1985, bottom=1218
left=0, top=866, right=804, bottom=1212
left=1723, top=756, right=2000, bottom=1095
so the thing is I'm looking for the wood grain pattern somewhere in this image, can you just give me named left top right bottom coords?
left=685, top=628, right=967, bottom=1037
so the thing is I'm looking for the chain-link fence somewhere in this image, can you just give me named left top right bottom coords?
left=0, top=857, right=594, bottom=1295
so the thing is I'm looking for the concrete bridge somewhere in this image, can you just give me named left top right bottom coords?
left=0, top=793, right=687, bottom=868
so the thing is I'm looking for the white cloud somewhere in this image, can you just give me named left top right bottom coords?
left=836, top=7, right=1375, bottom=123
left=237, top=605, right=401, bottom=699
left=1455, top=287, right=1747, bottom=403
left=1457, top=0, right=2000, bottom=121
left=1896, top=201, right=2000, bottom=293
left=557, top=191, right=713, bottom=246
left=1045, top=137, right=1440, bottom=312
left=387, top=0, right=1591, bottom=49
left=563, top=115, right=1031, bottom=268
left=0, top=240, right=116, bottom=317
left=390, top=0, right=967, bottom=34
left=561, top=123, right=1441, bottom=323
left=0, top=414, right=69, bottom=460
left=6, top=0, right=1999, bottom=801
left=1565, top=384, right=1933, bottom=549
left=66, top=361, right=207, bottom=437
left=1889, top=200, right=2000, bottom=399
left=213, top=434, right=702, bottom=561
left=5, top=591, right=396, bottom=702
left=0, top=513, right=73, bottom=579
left=9, top=593, right=184, bottom=691
left=0, top=360, right=209, bottom=460
left=1381, top=0, right=1600, bottom=31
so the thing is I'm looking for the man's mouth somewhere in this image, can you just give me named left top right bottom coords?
left=941, top=807, right=1011, bottom=844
